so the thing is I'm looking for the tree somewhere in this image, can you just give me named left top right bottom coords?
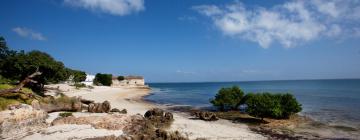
left=0, top=50, right=70, bottom=92
left=93, top=73, right=112, bottom=86
left=68, top=69, right=87, bottom=83
left=0, top=36, right=87, bottom=94
left=210, top=86, right=244, bottom=111
left=117, top=76, right=125, bottom=81
left=279, top=93, right=302, bottom=118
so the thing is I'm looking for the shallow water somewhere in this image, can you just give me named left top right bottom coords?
left=145, top=79, right=360, bottom=129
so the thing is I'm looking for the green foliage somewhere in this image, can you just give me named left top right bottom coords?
left=117, top=76, right=125, bottom=81
left=59, top=112, right=73, bottom=117
left=68, top=69, right=87, bottom=83
left=0, top=36, right=86, bottom=93
left=93, top=73, right=112, bottom=86
left=245, top=93, right=302, bottom=119
left=73, top=83, right=86, bottom=89
left=210, top=86, right=244, bottom=111
left=0, top=50, right=69, bottom=87
left=0, top=97, right=20, bottom=111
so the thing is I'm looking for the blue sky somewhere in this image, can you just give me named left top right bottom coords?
left=1, top=0, right=360, bottom=82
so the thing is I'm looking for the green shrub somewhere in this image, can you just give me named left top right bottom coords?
left=117, top=76, right=125, bottom=81
left=59, top=112, right=73, bottom=117
left=73, top=83, right=86, bottom=89
left=210, top=86, right=244, bottom=111
left=93, top=73, right=112, bottom=86
left=68, top=69, right=87, bottom=83
left=245, top=93, right=302, bottom=120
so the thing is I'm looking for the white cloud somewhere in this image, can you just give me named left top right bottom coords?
left=194, top=0, right=360, bottom=48
left=64, top=0, right=145, bottom=16
left=12, top=27, right=46, bottom=41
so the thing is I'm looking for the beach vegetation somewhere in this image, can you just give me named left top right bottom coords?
left=210, top=86, right=244, bottom=111
left=117, top=75, right=125, bottom=81
left=68, top=69, right=87, bottom=83
left=93, top=73, right=112, bottom=86
left=0, top=36, right=86, bottom=94
left=244, top=93, right=302, bottom=120
left=0, top=97, right=20, bottom=111
left=59, top=112, right=73, bottom=117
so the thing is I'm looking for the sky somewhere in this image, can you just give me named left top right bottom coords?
left=1, top=0, right=360, bottom=83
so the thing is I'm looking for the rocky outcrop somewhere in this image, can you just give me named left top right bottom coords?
left=51, top=114, right=143, bottom=130
left=39, top=96, right=82, bottom=113
left=0, top=104, right=47, bottom=139
left=192, top=111, right=218, bottom=121
left=110, top=108, right=127, bottom=114
left=144, top=108, right=174, bottom=128
left=88, top=100, right=111, bottom=113
left=144, top=108, right=165, bottom=119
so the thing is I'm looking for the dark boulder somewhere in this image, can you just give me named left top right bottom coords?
left=193, top=111, right=218, bottom=121
left=144, top=108, right=164, bottom=118
left=88, top=100, right=111, bottom=113
left=110, top=108, right=127, bottom=114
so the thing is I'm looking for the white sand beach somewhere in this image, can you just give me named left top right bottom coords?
left=42, top=84, right=266, bottom=140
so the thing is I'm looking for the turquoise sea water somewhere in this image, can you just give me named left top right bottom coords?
left=145, top=79, right=360, bottom=128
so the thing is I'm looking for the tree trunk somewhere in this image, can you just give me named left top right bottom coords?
left=0, top=69, right=42, bottom=95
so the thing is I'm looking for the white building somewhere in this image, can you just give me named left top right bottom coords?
left=81, top=74, right=95, bottom=86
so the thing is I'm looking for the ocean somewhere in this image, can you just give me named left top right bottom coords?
left=145, top=79, right=360, bottom=129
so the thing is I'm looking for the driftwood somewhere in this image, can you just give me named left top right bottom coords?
left=0, top=69, right=42, bottom=95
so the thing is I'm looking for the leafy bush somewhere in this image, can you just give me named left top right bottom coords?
left=210, top=86, right=244, bottom=111
left=68, top=69, right=87, bottom=83
left=93, top=73, right=112, bottom=86
left=117, top=76, right=125, bottom=81
left=245, top=93, right=302, bottom=119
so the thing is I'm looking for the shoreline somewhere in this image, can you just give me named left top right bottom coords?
left=43, top=84, right=360, bottom=140
left=49, top=84, right=265, bottom=140
left=142, top=87, right=360, bottom=140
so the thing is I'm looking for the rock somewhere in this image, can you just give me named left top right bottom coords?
left=80, top=99, right=95, bottom=105
left=144, top=108, right=164, bottom=118
left=164, top=112, right=173, bottom=121
left=110, top=108, right=120, bottom=112
left=88, top=100, right=111, bottom=113
left=110, top=108, right=127, bottom=114
left=120, top=109, right=127, bottom=114
left=31, top=100, right=41, bottom=110
left=51, top=114, right=144, bottom=130
left=39, top=96, right=82, bottom=113
left=193, top=111, right=218, bottom=121
left=0, top=104, right=47, bottom=139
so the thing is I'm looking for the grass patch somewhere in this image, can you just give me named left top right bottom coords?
left=0, top=84, right=14, bottom=90
left=59, top=112, right=73, bottom=117
left=0, top=97, right=20, bottom=111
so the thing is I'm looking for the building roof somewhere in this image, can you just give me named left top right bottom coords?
left=125, top=76, right=144, bottom=80
left=112, top=75, right=144, bottom=80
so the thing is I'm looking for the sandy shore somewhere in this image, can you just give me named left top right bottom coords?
left=44, top=84, right=265, bottom=140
